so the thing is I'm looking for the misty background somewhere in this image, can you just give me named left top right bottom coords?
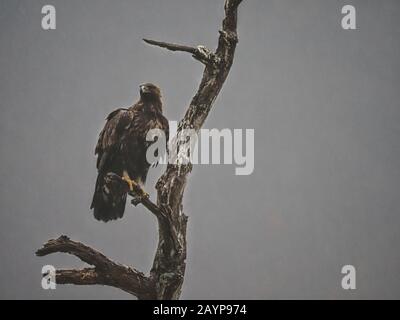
left=0, top=0, right=399, bottom=299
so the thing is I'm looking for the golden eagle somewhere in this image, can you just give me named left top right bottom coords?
left=91, top=83, right=169, bottom=222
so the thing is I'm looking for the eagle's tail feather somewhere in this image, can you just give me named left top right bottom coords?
left=91, top=173, right=127, bottom=222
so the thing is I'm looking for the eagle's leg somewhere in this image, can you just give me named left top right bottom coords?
left=121, top=171, right=136, bottom=192
left=121, top=171, right=149, bottom=200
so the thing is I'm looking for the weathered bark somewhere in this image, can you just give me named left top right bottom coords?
left=36, top=235, right=156, bottom=299
left=36, top=0, right=243, bottom=300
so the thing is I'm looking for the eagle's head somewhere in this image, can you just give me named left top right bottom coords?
left=139, top=83, right=162, bottom=102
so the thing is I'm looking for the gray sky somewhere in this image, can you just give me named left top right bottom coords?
left=0, top=0, right=400, bottom=299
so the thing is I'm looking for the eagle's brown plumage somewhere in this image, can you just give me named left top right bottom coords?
left=91, top=83, right=169, bottom=222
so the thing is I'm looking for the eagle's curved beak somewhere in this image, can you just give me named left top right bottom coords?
left=140, top=84, right=150, bottom=94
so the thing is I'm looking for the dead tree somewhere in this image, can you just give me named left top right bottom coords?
left=36, top=0, right=243, bottom=300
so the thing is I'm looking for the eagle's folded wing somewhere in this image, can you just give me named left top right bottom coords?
left=95, top=108, right=134, bottom=172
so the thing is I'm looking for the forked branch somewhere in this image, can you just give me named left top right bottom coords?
left=36, top=235, right=155, bottom=299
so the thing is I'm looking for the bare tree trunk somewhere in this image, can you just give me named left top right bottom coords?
left=36, top=0, right=243, bottom=300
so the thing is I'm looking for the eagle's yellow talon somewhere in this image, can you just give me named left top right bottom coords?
left=122, top=171, right=149, bottom=198
left=122, top=176, right=136, bottom=192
